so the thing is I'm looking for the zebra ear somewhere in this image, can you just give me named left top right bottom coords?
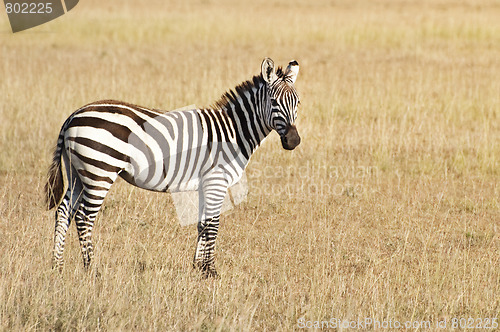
left=261, top=58, right=277, bottom=84
left=284, top=60, right=299, bottom=84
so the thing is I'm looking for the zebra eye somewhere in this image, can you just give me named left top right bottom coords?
left=271, top=99, right=279, bottom=107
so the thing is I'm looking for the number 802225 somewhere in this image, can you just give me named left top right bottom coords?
left=5, top=2, right=53, bottom=14
left=451, top=317, right=498, bottom=329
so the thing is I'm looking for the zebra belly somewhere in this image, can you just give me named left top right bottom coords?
left=102, top=107, right=206, bottom=192
left=126, top=154, right=204, bottom=192
left=126, top=142, right=247, bottom=193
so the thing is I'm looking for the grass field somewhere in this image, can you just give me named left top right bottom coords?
left=0, top=0, right=499, bottom=330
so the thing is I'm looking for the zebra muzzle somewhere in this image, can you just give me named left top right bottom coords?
left=280, top=125, right=301, bottom=150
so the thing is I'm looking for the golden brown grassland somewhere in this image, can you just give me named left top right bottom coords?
left=0, top=0, right=498, bottom=330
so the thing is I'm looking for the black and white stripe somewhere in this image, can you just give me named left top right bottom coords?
left=46, top=58, right=300, bottom=277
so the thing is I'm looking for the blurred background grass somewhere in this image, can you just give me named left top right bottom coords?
left=0, top=0, right=498, bottom=330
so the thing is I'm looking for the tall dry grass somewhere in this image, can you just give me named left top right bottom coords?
left=0, top=0, right=498, bottom=330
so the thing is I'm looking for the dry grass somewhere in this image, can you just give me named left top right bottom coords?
left=0, top=0, right=499, bottom=330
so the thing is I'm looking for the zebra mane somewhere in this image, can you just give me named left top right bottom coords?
left=213, top=67, right=285, bottom=112
left=213, top=74, right=263, bottom=112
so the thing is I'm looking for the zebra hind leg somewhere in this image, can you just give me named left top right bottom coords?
left=74, top=206, right=95, bottom=269
left=53, top=175, right=83, bottom=271
left=74, top=187, right=109, bottom=270
left=194, top=216, right=220, bottom=278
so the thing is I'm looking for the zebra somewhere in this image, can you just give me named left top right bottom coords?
left=45, top=58, right=301, bottom=277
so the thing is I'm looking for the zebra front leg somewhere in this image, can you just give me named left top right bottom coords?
left=192, top=172, right=228, bottom=277
left=194, top=216, right=220, bottom=278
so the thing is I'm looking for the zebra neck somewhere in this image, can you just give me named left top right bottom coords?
left=223, top=87, right=271, bottom=160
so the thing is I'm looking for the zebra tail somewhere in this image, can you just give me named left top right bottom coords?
left=45, top=136, right=64, bottom=210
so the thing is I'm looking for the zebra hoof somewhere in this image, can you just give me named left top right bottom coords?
left=52, top=261, right=64, bottom=273
left=52, top=265, right=63, bottom=273
left=203, top=267, right=219, bottom=279
left=194, top=262, right=219, bottom=278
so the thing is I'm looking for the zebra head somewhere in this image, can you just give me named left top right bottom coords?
left=261, top=58, right=301, bottom=150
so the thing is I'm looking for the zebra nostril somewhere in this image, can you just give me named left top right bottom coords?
left=280, top=125, right=300, bottom=150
